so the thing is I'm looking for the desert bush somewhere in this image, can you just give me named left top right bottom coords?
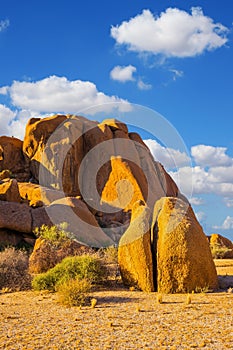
left=32, top=255, right=106, bottom=291
left=30, top=224, right=94, bottom=274
left=57, top=278, right=91, bottom=307
left=98, top=245, right=118, bottom=264
left=0, top=247, right=31, bottom=291
left=34, top=223, right=73, bottom=245
left=95, top=245, right=120, bottom=284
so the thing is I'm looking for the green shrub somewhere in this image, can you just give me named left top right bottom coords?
left=57, top=278, right=91, bottom=307
left=32, top=255, right=105, bottom=291
left=34, top=223, right=74, bottom=245
left=0, top=247, right=31, bottom=291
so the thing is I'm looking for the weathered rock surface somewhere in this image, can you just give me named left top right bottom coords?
left=18, top=182, right=64, bottom=207
left=0, top=201, right=32, bottom=233
left=29, top=237, right=94, bottom=274
left=209, top=233, right=233, bottom=259
left=22, top=114, right=178, bottom=209
left=0, top=136, right=30, bottom=181
left=151, top=197, right=218, bottom=293
left=0, top=229, right=35, bottom=248
left=46, top=197, right=115, bottom=247
left=118, top=201, right=154, bottom=292
left=0, top=179, right=21, bottom=203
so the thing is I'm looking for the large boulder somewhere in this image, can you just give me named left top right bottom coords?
left=118, top=201, right=154, bottom=292
left=0, top=201, right=32, bottom=233
left=0, top=136, right=30, bottom=181
left=0, top=229, right=35, bottom=248
left=0, top=179, right=21, bottom=203
left=22, top=114, right=179, bottom=214
left=209, top=233, right=233, bottom=259
left=29, top=237, right=94, bottom=274
left=152, top=197, right=218, bottom=293
left=45, top=197, right=115, bottom=247
left=18, top=182, right=64, bottom=207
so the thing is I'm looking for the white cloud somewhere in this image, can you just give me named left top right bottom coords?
left=224, top=198, right=233, bottom=208
left=208, top=166, right=233, bottom=183
left=170, top=69, right=184, bottom=81
left=10, top=110, right=42, bottom=140
left=110, top=65, right=136, bottom=82
left=0, top=86, right=9, bottom=95
left=111, top=7, right=228, bottom=58
left=195, top=211, right=206, bottom=223
left=191, top=145, right=233, bottom=167
left=0, top=104, right=16, bottom=136
left=213, top=216, right=233, bottom=230
left=169, top=166, right=209, bottom=196
left=1, top=75, right=130, bottom=114
left=0, top=19, right=9, bottom=32
left=189, top=197, right=204, bottom=206
left=0, top=75, right=131, bottom=140
left=137, top=79, right=152, bottom=90
left=144, top=139, right=190, bottom=169
left=169, top=165, right=233, bottom=199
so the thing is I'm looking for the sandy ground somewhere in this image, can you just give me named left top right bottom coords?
left=0, top=260, right=233, bottom=350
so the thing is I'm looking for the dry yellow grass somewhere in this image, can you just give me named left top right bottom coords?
left=214, top=259, right=233, bottom=275
left=0, top=259, right=232, bottom=349
left=215, top=259, right=233, bottom=290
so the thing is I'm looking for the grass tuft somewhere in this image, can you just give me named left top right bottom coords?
left=57, top=278, right=91, bottom=307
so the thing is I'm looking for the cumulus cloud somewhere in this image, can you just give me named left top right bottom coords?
left=0, top=19, right=9, bottom=32
left=169, top=166, right=208, bottom=196
left=144, top=139, right=190, bottom=169
left=191, top=145, right=233, bottom=167
left=0, top=75, right=131, bottom=140
left=111, top=7, right=228, bottom=58
left=169, top=165, right=233, bottom=199
left=189, top=197, right=204, bottom=206
left=0, top=104, right=16, bottom=135
left=137, top=79, right=152, bottom=90
left=110, top=65, right=136, bottom=82
left=213, top=216, right=233, bottom=230
left=208, top=166, right=233, bottom=183
left=0, top=75, right=130, bottom=114
left=195, top=211, right=207, bottom=223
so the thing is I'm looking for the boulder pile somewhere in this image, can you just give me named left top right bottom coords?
left=0, top=114, right=218, bottom=292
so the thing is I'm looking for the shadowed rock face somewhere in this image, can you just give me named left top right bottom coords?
left=0, top=136, right=30, bottom=182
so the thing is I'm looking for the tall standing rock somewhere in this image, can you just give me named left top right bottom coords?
left=118, top=201, right=154, bottom=292
left=152, top=197, right=218, bottom=293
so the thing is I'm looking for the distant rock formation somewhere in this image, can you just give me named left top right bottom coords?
left=0, top=114, right=218, bottom=292
left=209, top=233, right=233, bottom=259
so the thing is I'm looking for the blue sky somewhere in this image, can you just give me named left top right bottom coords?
left=0, top=0, right=233, bottom=239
